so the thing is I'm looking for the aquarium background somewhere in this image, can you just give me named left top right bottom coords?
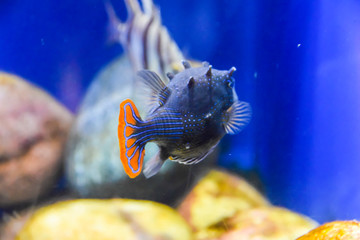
left=1, top=0, right=360, bottom=223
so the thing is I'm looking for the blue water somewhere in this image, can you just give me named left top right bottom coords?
left=1, top=0, right=360, bottom=223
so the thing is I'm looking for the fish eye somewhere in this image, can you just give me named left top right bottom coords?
left=227, top=78, right=234, bottom=88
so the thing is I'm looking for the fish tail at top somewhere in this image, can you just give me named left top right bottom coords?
left=104, top=1, right=125, bottom=45
left=104, top=0, right=184, bottom=76
left=118, top=99, right=146, bottom=178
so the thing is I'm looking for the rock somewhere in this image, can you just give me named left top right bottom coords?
left=178, top=169, right=270, bottom=237
left=0, top=195, right=75, bottom=240
left=218, top=207, right=317, bottom=240
left=177, top=170, right=318, bottom=240
left=65, top=56, right=216, bottom=204
left=0, top=210, right=34, bottom=240
left=297, top=220, right=360, bottom=240
left=0, top=73, right=73, bottom=207
left=16, top=199, right=193, bottom=240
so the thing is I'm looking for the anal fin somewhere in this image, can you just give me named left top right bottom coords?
left=172, top=142, right=219, bottom=165
left=143, top=151, right=165, bottom=178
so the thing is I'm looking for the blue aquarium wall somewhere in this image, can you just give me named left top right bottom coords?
left=1, top=0, right=360, bottom=223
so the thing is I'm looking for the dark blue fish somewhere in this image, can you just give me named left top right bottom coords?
left=118, top=61, right=251, bottom=178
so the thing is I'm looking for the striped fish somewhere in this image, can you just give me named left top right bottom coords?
left=118, top=61, right=252, bottom=178
left=106, top=0, right=185, bottom=78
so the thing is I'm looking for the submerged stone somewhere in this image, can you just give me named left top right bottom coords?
left=16, top=199, right=193, bottom=240
left=178, top=170, right=270, bottom=232
left=297, top=221, right=360, bottom=240
left=178, top=170, right=317, bottom=240
left=218, top=207, right=317, bottom=240
left=0, top=73, right=73, bottom=207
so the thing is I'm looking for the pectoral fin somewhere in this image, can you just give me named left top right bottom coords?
left=223, top=101, right=252, bottom=135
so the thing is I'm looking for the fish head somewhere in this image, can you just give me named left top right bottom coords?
left=208, top=66, right=238, bottom=112
left=166, top=62, right=239, bottom=115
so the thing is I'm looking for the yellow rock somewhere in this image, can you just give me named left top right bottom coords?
left=219, top=207, right=318, bottom=240
left=16, top=199, right=192, bottom=240
left=178, top=169, right=270, bottom=237
left=297, top=220, right=360, bottom=240
left=178, top=170, right=317, bottom=240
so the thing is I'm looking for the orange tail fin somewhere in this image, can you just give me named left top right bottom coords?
left=118, top=99, right=145, bottom=178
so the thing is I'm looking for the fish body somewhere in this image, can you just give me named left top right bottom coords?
left=118, top=61, right=251, bottom=178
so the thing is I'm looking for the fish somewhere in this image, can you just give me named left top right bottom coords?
left=105, top=0, right=184, bottom=78
left=118, top=60, right=252, bottom=178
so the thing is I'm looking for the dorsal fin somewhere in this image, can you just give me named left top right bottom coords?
left=137, top=70, right=170, bottom=114
left=223, top=101, right=252, bottom=135
left=157, top=87, right=171, bottom=107
left=138, top=70, right=166, bottom=94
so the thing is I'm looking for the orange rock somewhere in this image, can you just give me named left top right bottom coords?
left=297, top=220, right=360, bottom=240
left=0, top=73, right=73, bottom=207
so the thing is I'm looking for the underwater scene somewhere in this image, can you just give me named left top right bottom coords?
left=1, top=0, right=360, bottom=239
